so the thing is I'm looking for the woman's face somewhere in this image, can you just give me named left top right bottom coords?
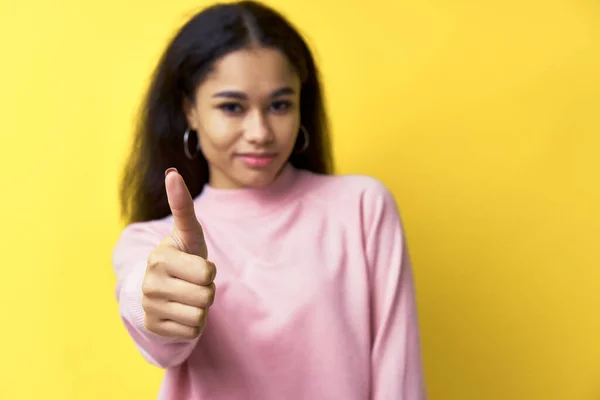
left=185, top=47, right=302, bottom=189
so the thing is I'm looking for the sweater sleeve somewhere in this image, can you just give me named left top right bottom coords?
left=112, top=221, right=200, bottom=368
left=363, top=181, right=427, bottom=399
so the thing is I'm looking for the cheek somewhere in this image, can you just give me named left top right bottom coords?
left=273, top=118, right=300, bottom=149
left=198, top=113, right=241, bottom=156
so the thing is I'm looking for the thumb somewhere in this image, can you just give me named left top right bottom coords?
left=165, top=168, right=208, bottom=258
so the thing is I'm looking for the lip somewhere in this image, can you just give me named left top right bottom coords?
left=235, top=153, right=277, bottom=168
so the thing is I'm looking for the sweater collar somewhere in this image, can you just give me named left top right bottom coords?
left=194, top=163, right=301, bottom=219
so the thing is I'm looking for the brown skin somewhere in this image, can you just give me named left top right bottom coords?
left=142, top=169, right=215, bottom=340
left=142, top=47, right=301, bottom=339
left=185, top=46, right=302, bottom=189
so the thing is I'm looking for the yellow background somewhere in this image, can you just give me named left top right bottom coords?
left=1, top=0, right=598, bottom=398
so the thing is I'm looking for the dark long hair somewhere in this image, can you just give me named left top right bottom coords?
left=119, top=0, right=334, bottom=224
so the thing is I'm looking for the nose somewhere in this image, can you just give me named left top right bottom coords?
left=244, top=110, right=274, bottom=145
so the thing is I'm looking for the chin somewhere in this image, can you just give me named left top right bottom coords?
left=238, top=170, right=278, bottom=188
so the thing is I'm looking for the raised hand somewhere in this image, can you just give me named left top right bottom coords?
left=141, top=168, right=216, bottom=339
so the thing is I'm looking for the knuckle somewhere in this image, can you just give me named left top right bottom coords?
left=195, top=285, right=214, bottom=308
left=141, top=278, right=162, bottom=297
left=147, top=247, right=174, bottom=271
left=197, top=307, right=206, bottom=322
left=142, top=296, right=159, bottom=315
left=146, top=250, right=162, bottom=270
left=141, top=280, right=154, bottom=296
left=184, top=327, right=201, bottom=340
left=205, top=284, right=216, bottom=306
left=198, top=313, right=208, bottom=331
left=210, top=262, right=217, bottom=279
left=203, top=261, right=217, bottom=283
left=141, top=294, right=150, bottom=310
left=144, top=315, right=157, bottom=333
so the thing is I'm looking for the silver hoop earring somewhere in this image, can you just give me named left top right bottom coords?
left=183, top=128, right=201, bottom=160
left=297, top=125, right=310, bottom=154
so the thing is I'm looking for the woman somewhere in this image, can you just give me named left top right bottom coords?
left=113, top=1, right=427, bottom=399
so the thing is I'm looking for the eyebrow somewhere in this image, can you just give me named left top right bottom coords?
left=212, top=86, right=295, bottom=100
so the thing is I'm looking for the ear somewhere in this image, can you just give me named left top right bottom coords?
left=182, top=97, right=198, bottom=131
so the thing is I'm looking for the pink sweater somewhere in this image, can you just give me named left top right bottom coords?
left=112, top=164, right=427, bottom=399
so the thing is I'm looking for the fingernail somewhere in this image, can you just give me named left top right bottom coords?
left=165, top=167, right=178, bottom=177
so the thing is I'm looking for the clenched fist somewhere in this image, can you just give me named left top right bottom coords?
left=142, top=168, right=216, bottom=340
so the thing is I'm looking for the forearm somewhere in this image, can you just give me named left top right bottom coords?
left=371, top=261, right=427, bottom=399
left=363, top=182, right=427, bottom=398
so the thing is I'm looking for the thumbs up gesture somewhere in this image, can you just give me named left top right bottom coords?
left=141, top=168, right=216, bottom=340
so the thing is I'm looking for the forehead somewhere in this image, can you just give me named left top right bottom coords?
left=200, top=47, right=300, bottom=95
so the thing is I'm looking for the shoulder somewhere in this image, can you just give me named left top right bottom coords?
left=295, top=169, right=402, bottom=229
left=296, top=169, right=405, bottom=242
left=297, top=169, right=398, bottom=207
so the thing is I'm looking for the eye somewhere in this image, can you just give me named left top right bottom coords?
left=218, top=103, right=244, bottom=114
left=270, top=100, right=293, bottom=113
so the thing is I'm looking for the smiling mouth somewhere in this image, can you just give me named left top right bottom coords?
left=235, top=153, right=277, bottom=168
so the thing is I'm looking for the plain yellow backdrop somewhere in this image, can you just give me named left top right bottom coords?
left=0, top=0, right=598, bottom=399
